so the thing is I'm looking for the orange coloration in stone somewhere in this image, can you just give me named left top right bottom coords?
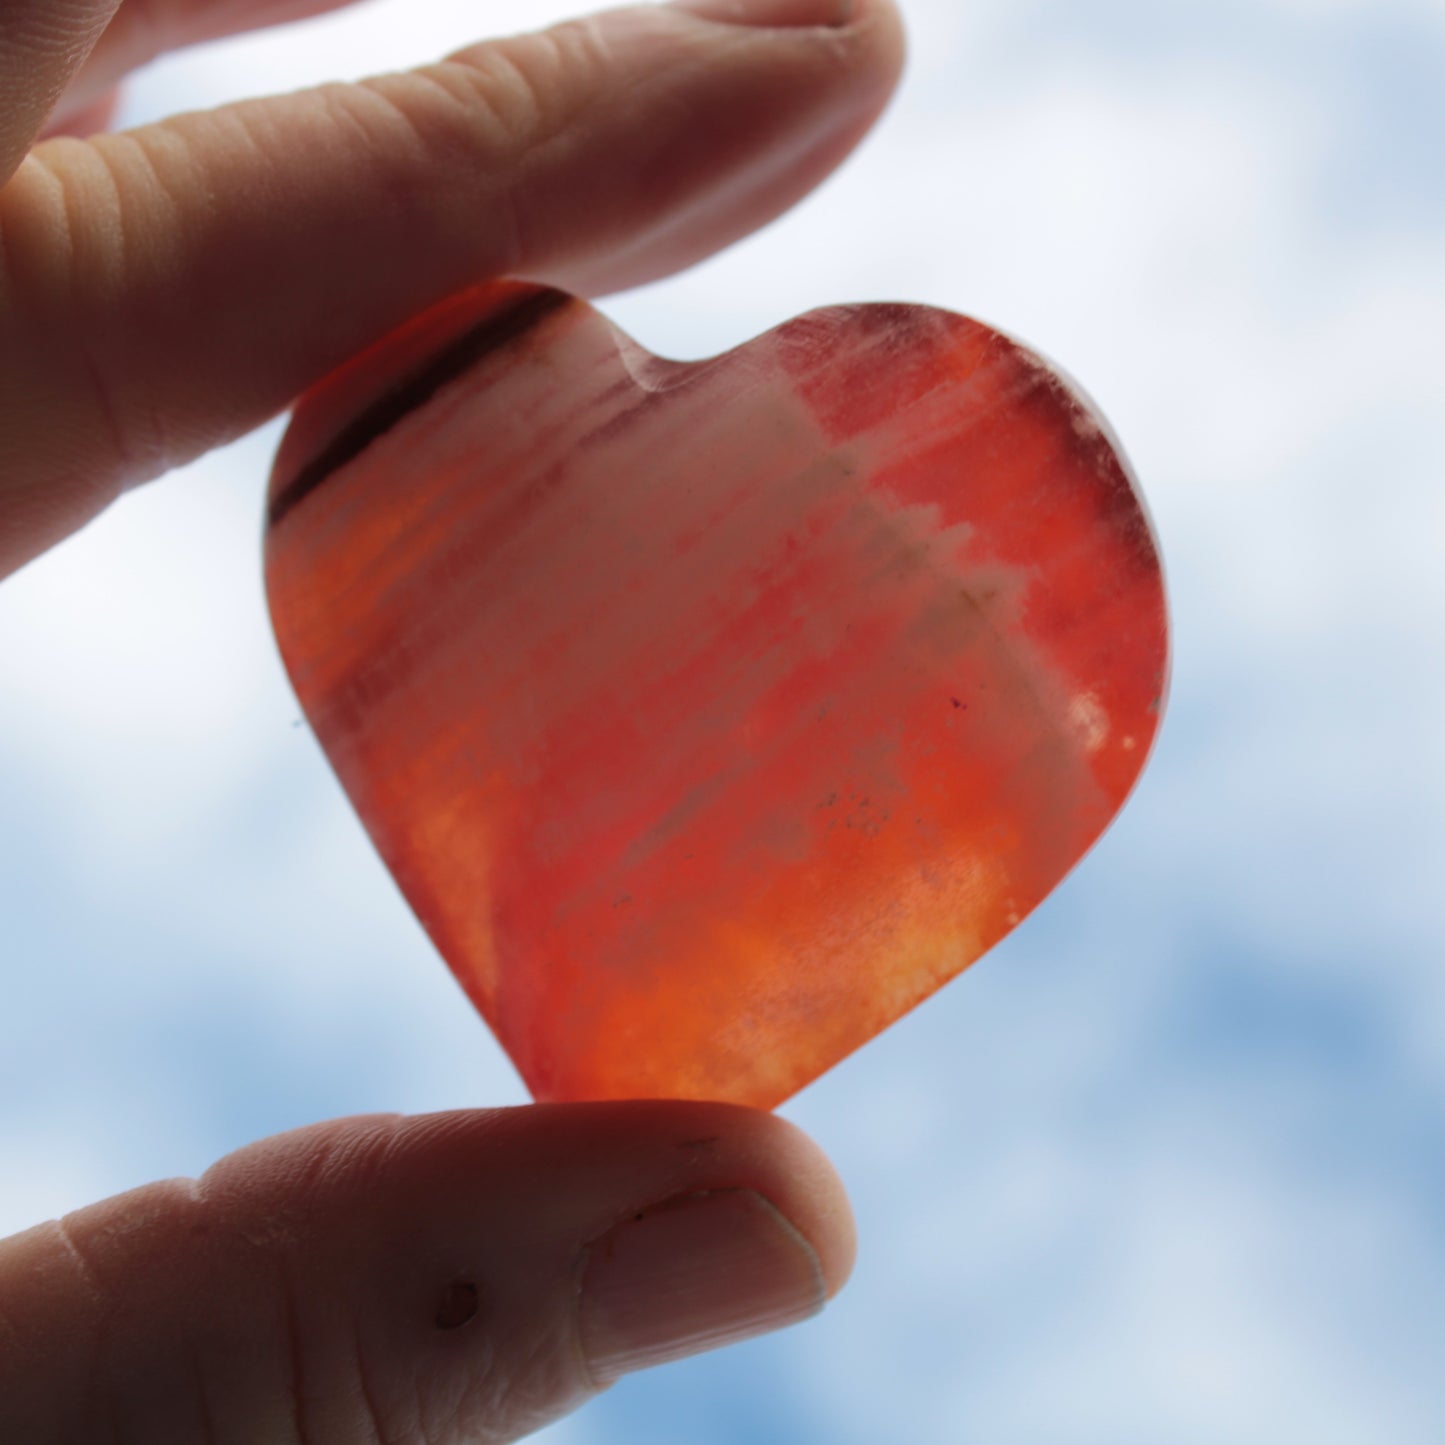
left=265, top=283, right=1168, bottom=1107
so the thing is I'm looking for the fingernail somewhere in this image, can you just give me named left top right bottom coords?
left=666, top=0, right=858, bottom=29
left=579, top=1189, right=828, bottom=1384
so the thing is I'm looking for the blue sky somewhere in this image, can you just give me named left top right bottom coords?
left=2, top=0, right=1443, bottom=1440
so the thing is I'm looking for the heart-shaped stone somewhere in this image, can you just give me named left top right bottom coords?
left=265, top=283, right=1168, bottom=1107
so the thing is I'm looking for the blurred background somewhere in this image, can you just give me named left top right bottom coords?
left=3, top=0, right=1444, bottom=1439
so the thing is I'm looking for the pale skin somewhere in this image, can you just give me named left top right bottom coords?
left=0, top=0, right=906, bottom=1438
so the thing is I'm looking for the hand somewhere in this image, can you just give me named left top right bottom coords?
left=0, top=0, right=903, bottom=1438
left=0, top=0, right=903, bottom=580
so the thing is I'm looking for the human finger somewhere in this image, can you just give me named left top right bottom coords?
left=0, top=0, right=905, bottom=577
left=0, top=0, right=122, bottom=180
left=0, top=1102, right=855, bottom=1441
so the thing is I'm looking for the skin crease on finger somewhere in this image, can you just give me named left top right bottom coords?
left=0, top=0, right=905, bottom=579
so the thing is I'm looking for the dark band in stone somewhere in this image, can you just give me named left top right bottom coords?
left=268, top=287, right=573, bottom=529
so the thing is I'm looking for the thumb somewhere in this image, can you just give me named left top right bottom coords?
left=0, top=1103, right=854, bottom=1442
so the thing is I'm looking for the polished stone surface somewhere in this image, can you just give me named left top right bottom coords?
left=266, top=282, right=1169, bottom=1106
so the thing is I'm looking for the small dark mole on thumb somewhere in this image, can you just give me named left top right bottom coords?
left=435, top=1280, right=480, bottom=1330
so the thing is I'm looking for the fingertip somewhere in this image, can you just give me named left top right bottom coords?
left=541, top=0, right=907, bottom=296
left=742, top=1106, right=858, bottom=1299
left=534, top=1098, right=858, bottom=1299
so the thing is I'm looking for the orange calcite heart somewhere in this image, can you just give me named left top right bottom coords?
left=265, top=282, right=1168, bottom=1107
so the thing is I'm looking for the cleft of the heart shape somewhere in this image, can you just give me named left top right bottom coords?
left=265, top=281, right=1169, bottom=1108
